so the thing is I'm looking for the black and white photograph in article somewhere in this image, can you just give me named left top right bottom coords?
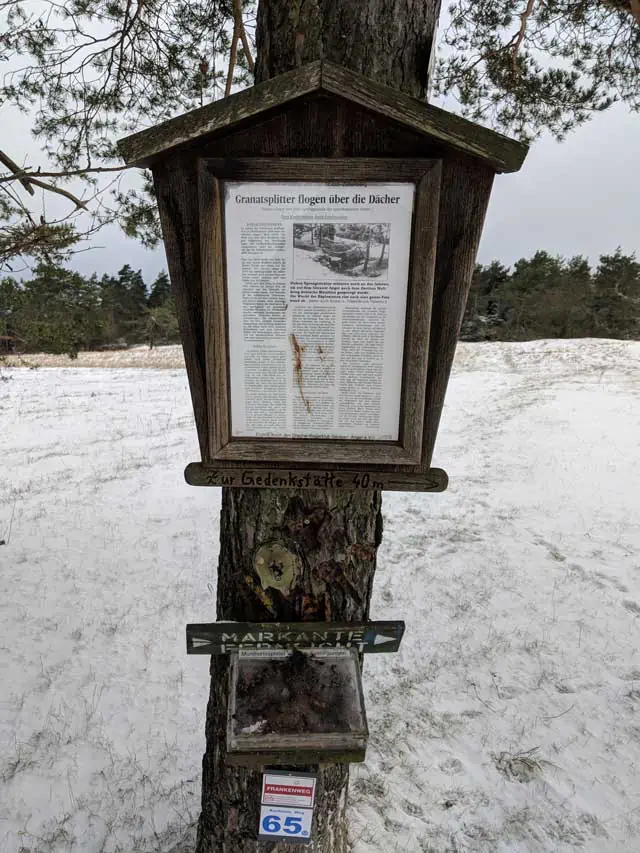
left=293, top=223, right=390, bottom=281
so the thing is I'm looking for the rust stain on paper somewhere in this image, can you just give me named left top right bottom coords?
left=290, top=333, right=311, bottom=413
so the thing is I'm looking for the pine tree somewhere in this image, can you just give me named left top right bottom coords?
left=592, top=250, right=640, bottom=339
left=195, top=3, right=443, bottom=851
left=99, top=265, right=148, bottom=344
left=1, top=1, right=638, bottom=263
left=13, top=262, right=102, bottom=356
left=148, top=271, right=172, bottom=308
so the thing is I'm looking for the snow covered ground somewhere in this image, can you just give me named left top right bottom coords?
left=1, top=339, right=639, bottom=853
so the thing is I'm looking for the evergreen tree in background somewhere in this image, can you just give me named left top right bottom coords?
left=558, top=255, right=593, bottom=338
left=0, top=275, right=19, bottom=340
left=461, top=260, right=510, bottom=339
left=11, top=262, right=103, bottom=357
left=0, top=262, right=181, bottom=356
left=460, top=249, right=639, bottom=342
left=2, top=250, right=638, bottom=358
left=148, top=271, right=172, bottom=308
left=145, top=301, right=180, bottom=349
left=592, top=250, right=640, bottom=339
left=146, top=270, right=180, bottom=348
left=503, top=251, right=568, bottom=338
left=98, top=264, right=148, bottom=345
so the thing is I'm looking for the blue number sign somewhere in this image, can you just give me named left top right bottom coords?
left=259, top=806, right=311, bottom=841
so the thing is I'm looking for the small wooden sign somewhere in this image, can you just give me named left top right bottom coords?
left=186, top=620, right=405, bottom=655
left=184, top=463, right=448, bottom=492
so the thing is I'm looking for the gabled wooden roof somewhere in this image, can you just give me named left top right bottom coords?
left=118, top=61, right=527, bottom=173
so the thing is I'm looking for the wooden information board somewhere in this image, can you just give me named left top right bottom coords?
left=200, top=158, right=440, bottom=468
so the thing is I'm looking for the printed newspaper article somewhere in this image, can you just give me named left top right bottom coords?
left=224, top=182, right=415, bottom=440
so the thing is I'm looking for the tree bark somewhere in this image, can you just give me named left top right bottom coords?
left=255, top=0, right=441, bottom=97
left=197, top=489, right=382, bottom=853
left=196, top=2, right=442, bottom=851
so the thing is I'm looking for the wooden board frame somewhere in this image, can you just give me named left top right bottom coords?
left=226, top=649, right=368, bottom=766
left=119, top=61, right=528, bottom=174
left=199, top=157, right=441, bottom=467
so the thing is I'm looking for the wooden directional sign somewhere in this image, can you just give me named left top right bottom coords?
left=185, top=463, right=448, bottom=493
left=186, top=621, right=405, bottom=655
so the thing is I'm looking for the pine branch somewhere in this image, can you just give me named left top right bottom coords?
left=226, top=0, right=254, bottom=96
left=512, top=0, right=538, bottom=73
left=26, top=177, right=89, bottom=210
left=235, top=0, right=255, bottom=73
left=225, top=14, right=240, bottom=96
left=0, top=150, right=35, bottom=197
left=0, top=164, right=132, bottom=184
left=0, top=149, right=90, bottom=211
left=601, top=0, right=640, bottom=25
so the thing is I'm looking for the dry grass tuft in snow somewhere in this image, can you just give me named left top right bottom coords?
left=2, top=344, right=184, bottom=369
left=493, top=748, right=555, bottom=784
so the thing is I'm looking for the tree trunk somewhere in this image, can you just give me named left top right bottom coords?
left=196, top=2, right=441, bottom=851
left=197, top=489, right=382, bottom=853
left=255, top=0, right=441, bottom=98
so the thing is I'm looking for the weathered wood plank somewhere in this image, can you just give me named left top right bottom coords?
left=199, top=165, right=231, bottom=457
left=152, top=157, right=209, bottom=457
left=118, top=63, right=322, bottom=166
left=211, top=440, right=418, bottom=466
left=321, top=63, right=528, bottom=173
left=118, top=61, right=527, bottom=173
left=421, top=156, right=495, bottom=467
left=200, top=98, right=441, bottom=160
left=201, top=156, right=440, bottom=181
left=225, top=748, right=366, bottom=767
left=400, top=160, right=440, bottom=458
left=184, top=463, right=448, bottom=492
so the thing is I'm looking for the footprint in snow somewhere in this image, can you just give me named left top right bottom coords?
left=402, top=800, right=424, bottom=818
left=439, top=757, right=463, bottom=775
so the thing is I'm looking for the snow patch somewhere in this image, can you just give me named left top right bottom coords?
left=1, top=339, right=639, bottom=852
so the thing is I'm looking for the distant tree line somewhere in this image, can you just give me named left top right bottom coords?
left=1, top=249, right=638, bottom=357
left=0, top=263, right=179, bottom=357
left=461, top=249, right=639, bottom=342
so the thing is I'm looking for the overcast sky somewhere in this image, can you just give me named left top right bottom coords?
left=4, top=66, right=638, bottom=283
left=479, top=103, right=639, bottom=268
left=64, top=101, right=638, bottom=284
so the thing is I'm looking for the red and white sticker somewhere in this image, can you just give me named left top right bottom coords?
left=261, top=772, right=317, bottom=809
